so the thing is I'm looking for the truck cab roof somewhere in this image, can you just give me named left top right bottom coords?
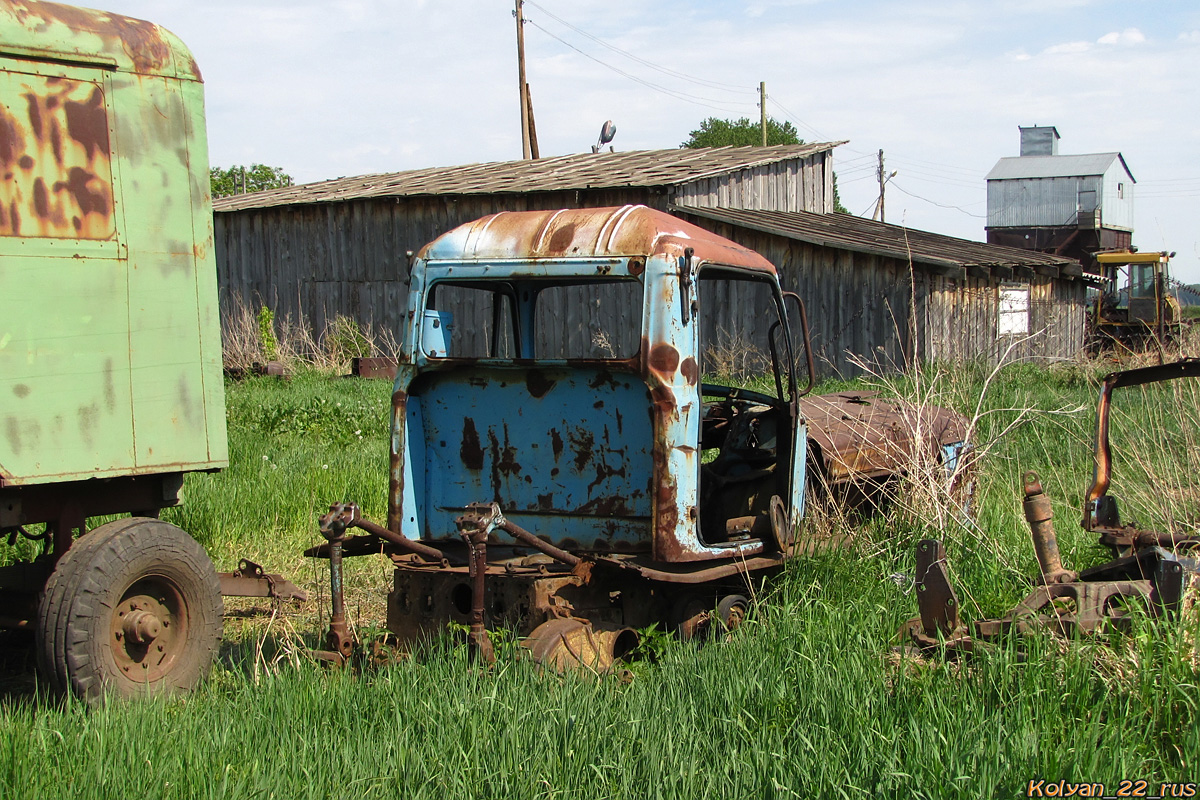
left=416, top=204, right=777, bottom=277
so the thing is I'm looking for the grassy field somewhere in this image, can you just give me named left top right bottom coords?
left=1, top=356, right=1197, bottom=799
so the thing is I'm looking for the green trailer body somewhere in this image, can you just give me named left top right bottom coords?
left=0, top=1, right=256, bottom=702
left=0, top=1, right=226, bottom=488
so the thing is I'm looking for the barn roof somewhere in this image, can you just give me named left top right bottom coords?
left=212, top=143, right=843, bottom=212
left=672, top=205, right=1088, bottom=279
left=986, top=153, right=1135, bottom=182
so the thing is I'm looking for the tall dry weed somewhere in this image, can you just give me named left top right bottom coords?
left=222, top=298, right=403, bottom=374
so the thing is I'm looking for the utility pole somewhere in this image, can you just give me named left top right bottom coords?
left=515, top=0, right=531, bottom=159
left=875, top=149, right=885, bottom=222
left=760, top=81, right=767, bottom=146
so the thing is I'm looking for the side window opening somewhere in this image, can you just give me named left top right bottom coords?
left=696, top=269, right=792, bottom=547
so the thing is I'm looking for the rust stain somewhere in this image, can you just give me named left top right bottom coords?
left=55, top=167, right=108, bottom=216
left=588, top=370, right=619, bottom=390
left=23, top=94, right=41, bottom=140
left=460, top=417, right=484, bottom=470
left=547, top=222, right=577, bottom=254
left=647, top=343, right=680, bottom=376
left=573, top=495, right=633, bottom=516
left=64, top=88, right=109, bottom=160
left=32, top=177, right=48, bottom=217
left=30, top=3, right=172, bottom=74
left=549, top=428, right=563, bottom=461
left=487, top=425, right=522, bottom=499
left=0, top=109, right=19, bottom=166
left=388, top=389, right=408, bottom=532
left=680, top=356, right=699, bottom=386
left=1, top=76, right=114, bottom=239
left=568, top=428, right=593, bottom=473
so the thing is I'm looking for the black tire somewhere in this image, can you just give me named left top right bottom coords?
left=35, top=518, right=222, bottom=701
left=715, top=594, right=749, bottom=633
left=37, top=517, right=147, bottom=694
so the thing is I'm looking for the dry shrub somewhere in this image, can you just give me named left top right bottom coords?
left=705, top=327, right=768, bottom=383
left=222, top=297, right=403, bottom=374
left=839, top=329, right=1085, bottom=575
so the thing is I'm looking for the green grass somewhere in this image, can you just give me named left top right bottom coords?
left=2, top=361, right=1198, bottom=799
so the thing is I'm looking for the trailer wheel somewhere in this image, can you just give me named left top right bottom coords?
left=36, top=518, right=222, bottom=701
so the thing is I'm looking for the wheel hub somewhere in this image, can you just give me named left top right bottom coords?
left=122, top=609, right=162, bottom=644
left=110, top=577, right=189, bottom=683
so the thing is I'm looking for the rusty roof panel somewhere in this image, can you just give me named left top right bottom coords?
left=673, top=205, right=1083, bottom=276
left=0, top=1, right=198, bottom=79
left=419, top=205, right=777, bottom=275
left=212, top=143, right=844, bottom=212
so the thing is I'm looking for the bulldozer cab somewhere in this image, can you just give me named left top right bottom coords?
left=1092, top=250, right=1179, bottom=347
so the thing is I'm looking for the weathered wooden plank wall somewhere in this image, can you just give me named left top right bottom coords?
left=214, top=150, right=1084, bottom=377
left=922, top=275, right=1086, bottom=364
left=214, top=189, right=657, bottom=339
left=671, top=152, right=831, bottom=213
left=682, top=218, right=1087, bottom=378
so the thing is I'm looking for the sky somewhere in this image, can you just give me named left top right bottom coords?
left=97, top=0, right=1200, bottom=282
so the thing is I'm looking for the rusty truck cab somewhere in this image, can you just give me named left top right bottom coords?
left=389, top=205, right=806, bottom=566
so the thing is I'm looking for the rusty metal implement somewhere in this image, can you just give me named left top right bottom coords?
left=905, top=359, right=1200, bottom=656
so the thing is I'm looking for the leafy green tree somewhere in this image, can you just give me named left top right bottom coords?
left=210, top=164, right=293, bottom=198
left=680, top=116, right=848, bottom=213
left=681, top=116, right=801, bottom=148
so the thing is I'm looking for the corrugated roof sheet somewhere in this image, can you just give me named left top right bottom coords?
left=212, top=143, right=843, bottom=212
left=986, top=152, right=1135, bottom=182
left=671, top=205, right=1086, bottom=277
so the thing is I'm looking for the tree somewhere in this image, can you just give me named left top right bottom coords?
left=680, top=116, right=849, bottom=213
left=681, top=116, right=801, bottom=149
left=210, top=164, right=293, bottom=198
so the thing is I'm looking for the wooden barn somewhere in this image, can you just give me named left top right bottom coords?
left=213, top=143, right=1093, bottom=378
left=674, top=206, right=1088, bottom=377
left=212, top=143, right=839, bottom=334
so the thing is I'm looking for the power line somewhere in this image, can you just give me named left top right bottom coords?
left=889, top=181, right=986, bottom=217
left=524, top=19, right=754, bottom=114
left=765, top=96, right=829, bottom=142
left=524, top=1, right=751, bottom=94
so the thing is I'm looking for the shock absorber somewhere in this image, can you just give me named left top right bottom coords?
left=1022, top=471, right=1076, bottom=585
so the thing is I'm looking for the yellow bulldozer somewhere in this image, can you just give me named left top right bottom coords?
left=1089, top=249, right=1183, bottom=351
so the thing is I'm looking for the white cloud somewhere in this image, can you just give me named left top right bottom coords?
left=1043, top=41, right=1092, bottom=55
left=1098, top=28, right=1146, bottom=46
left=1179, top=31, right=1200, bottom=44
